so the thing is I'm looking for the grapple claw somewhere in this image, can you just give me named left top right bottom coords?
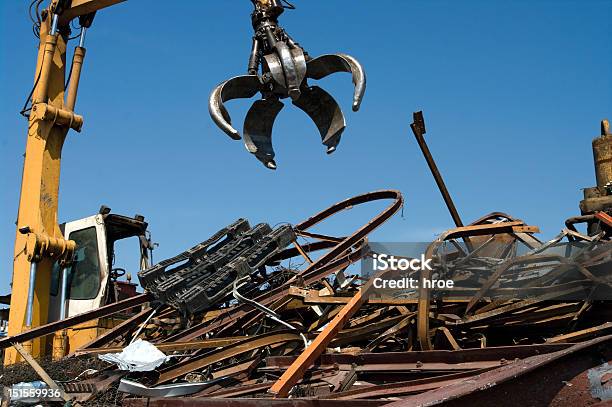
left=209, top=2, right=366, bottom=168
left=306, top=53, right=367, bottom=112
left=243, top=98, right=284, bottom=168
left=293, top=86, right=345, bottom=152
left=209, top=75, right=262, bottom=140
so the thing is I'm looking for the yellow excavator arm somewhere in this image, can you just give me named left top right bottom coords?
left=5, top=0, right=123, bottom=365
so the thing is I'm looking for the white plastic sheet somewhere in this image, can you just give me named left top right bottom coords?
left=99, top=339, right=167, bottom=372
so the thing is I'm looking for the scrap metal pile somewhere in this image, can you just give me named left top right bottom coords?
left=2, top=118, right=612, bottom=406
left=1, top=187, right=612, bottom=406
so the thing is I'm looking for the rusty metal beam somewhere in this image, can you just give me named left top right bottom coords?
left=73, top=336, right=248, bottom=356
left=289, top=287, right=470, bottom=305
left=157, top=331, right=301, bottom=384
left=596, top=211, right=612, bottom=227
left=269, top=289, right=367, bottom=397
left=123, top=398, right=387, bottom=407
left=69, top=306, right=153, bottom=355
left=383, top=333, right=612, bottom=407
left=204, top=368, right=339, bottom=398
left=410, top=111, right=464, bottom=229
left=546, top=321, right=612, bottom=343
left=264, top=360, right=503, bottom=373
left=0, top=293, right=150, bottom=350
left=265, top=343, right=572, bottom=368
left=328, top=370, right=490, bottom=400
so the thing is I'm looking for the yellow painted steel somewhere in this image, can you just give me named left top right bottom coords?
left=5, top=0, right=124, bottom=365
left=65, top=318, right=121, bottom=352
left=5, top=12, right=71, bottom=365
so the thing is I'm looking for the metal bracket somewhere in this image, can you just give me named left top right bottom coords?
left=21, top=229, right=76, bottom=264
left=32, top=103, right=84, bottom=132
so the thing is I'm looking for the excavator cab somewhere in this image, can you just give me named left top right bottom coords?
left=45, top=206, right=152, bottom=352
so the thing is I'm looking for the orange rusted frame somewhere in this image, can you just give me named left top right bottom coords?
left=596, top=211, right=612, bottom=228
left=269, top=288, right=366, bottom=397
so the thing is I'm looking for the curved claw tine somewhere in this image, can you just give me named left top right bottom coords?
left=306, top=53, right=366, bottom=112
left=244, top=98, right=284, bottom=169
left=209, top=75, right=262, bottom=140
left=293, top=85, right=346, bottom=153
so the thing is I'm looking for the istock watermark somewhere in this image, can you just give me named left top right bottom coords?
left=370, top=253, right=454, bottom=290
left=372, top=276, right=454, bottom=289
left=372, top=253, right=433, bottom=272
left=360, top=241, right=612, bottom=301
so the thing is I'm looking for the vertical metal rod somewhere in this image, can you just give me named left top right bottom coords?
left=247, top=37, right=261, bottom=74
left=410, top=111, right=464, bottom=228
left=78, top=26, right=87, bottom=48
left=58, top=267, right=70, bottom=320
left=129, top=307, right=158, bottom=345
left=50, top=14, right=59, bottom=35
left=293, top=240, right=313, bottom=264
left=25, top=261, right=38, bottom=327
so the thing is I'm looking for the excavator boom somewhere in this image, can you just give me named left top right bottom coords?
left=5, top=0, right=124, bottom=365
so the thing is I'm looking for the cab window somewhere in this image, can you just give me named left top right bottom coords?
left=69, top=227, right=101, bottom=300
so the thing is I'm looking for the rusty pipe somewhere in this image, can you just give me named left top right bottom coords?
left=410, top=112, right=464, bottom=229
left=565, top=214, right=597, bottom=233
left=593, top=119, right=612, bottom=190
left=410, top=112, right=472, bottom=251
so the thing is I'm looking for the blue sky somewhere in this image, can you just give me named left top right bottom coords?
left=1, top=1, right=611, bottom=294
